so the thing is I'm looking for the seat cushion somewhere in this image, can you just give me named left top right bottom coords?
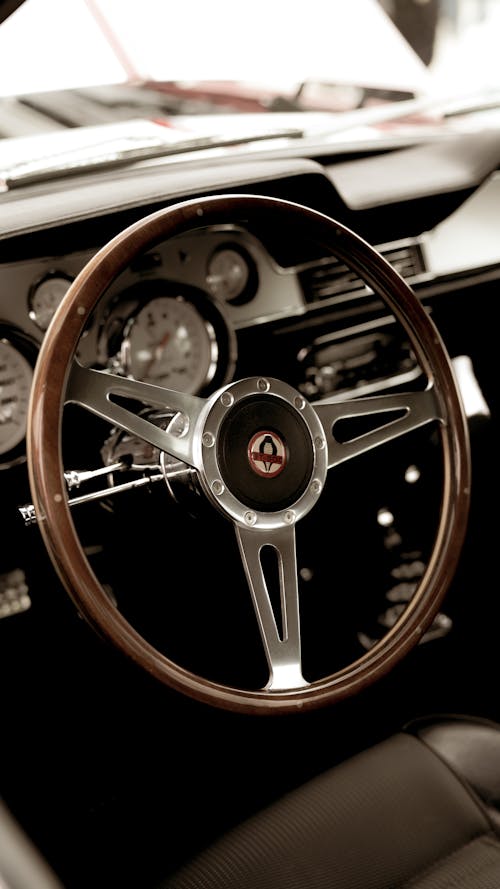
left=161, top=732, right=500, bottom=889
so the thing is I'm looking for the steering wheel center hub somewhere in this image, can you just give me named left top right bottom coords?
left=199, top=377, right=328, bottom=529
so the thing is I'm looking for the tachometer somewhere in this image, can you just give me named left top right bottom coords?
left=0, top=338, right=34, bottom=460
left=121, top=296, right=218, bottom=393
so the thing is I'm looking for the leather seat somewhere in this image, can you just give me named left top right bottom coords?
left=162, top=717, right=500, bottom=889
left=4, top=717, right=500, bottom=888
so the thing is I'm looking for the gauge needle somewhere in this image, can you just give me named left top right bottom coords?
left=144, top=331, right=170, bottom=378
left=155, top=331, right=171, bottom=358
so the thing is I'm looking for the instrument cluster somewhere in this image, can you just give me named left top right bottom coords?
left=0, top=225, right=305, bottom=468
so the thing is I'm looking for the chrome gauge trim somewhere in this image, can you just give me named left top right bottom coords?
left=120, top=295, right=219, bottom=394
left=94, top=279, right=237, bottom=397
left=197, top=377, right=328, bottom=530
left=28, top=272, right=73, bottom=332
left=0, top=336, right=34, bottom=465
left=206, top=243, right=258, bottom=306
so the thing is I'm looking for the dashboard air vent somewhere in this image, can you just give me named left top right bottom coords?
left=300, top=241, right=424, bottom=306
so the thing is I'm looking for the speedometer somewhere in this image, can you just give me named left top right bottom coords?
left=121, top=296, right=218, bottom=393
left=0, top=338, right=33, bottom=458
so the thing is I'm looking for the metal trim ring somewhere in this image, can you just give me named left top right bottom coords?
left=197, top=377, right=328, bottom=529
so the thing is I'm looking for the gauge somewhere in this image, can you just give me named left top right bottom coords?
left=122, top=296, right=218, bottom=393
left=0, top=338, right=33, bottom=458
left=29, top=273, right=73, bottom=331
left=206, top=245, right=257, bottom=305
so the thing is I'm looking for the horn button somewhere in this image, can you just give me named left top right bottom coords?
left=218, top=396, right=313, bottom=511
left=199, top=379, right=328, bottom=528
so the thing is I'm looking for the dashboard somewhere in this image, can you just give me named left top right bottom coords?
left=0, top=219, right=420, bottom=470
left=1, top=160, right=498, bottom=472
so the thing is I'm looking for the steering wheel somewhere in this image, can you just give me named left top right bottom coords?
left=27, top=195, right=470, bottom=714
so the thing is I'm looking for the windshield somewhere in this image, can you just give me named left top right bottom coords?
left=0, top=0, right=499, bottom=148
left=0, top=0, right=430, bottom=98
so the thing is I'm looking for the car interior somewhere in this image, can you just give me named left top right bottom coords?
left=2, top=2, right=500, bottom=887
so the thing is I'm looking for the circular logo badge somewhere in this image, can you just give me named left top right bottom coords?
left=247, top=430, right=287, bottom=478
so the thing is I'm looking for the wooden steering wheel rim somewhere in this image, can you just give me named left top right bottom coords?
left=27, top=195, right=471, bottom=715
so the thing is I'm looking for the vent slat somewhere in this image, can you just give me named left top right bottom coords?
left=300, top=243, right=423, bottom=306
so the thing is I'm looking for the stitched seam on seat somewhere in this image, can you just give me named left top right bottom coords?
left=414, top=734, right=496, bottom=834
left=400, top=831, right=500, bottom=889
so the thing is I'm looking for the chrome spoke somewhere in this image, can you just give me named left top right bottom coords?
left=235, top=523, right=308, bottom=691
left=66, top=361, right=206, bottom=467
left=313, top=386, right=442, bottom=468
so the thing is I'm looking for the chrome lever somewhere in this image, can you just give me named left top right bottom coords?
left=18, top=471, right=163, bottom=526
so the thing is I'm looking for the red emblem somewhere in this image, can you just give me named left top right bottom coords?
left=247, top=430, right=286, bottom=478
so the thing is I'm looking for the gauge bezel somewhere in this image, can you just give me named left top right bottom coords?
left=99, top=279, right=237, bottom=395
left=28, top=271, right=74, bottom=332
left=206, top=242, right=258, bottom=306
left=0, top=326, right=37, bottom=470
left=122, top=295, right=218, bottom=394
